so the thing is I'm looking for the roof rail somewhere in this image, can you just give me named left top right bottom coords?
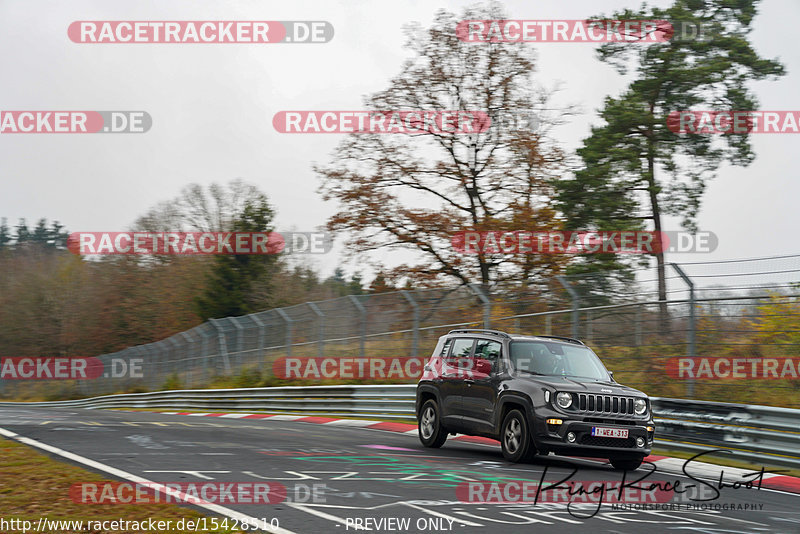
left=535, top=335, right=585, bottom=345
left=447, top=328, right=512, bottom=339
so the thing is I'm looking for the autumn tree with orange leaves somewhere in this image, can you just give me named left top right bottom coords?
left=318, top=3, right=571, bottom=290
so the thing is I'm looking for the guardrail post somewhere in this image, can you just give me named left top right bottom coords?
left=276, top=308, right=294, bottom=358
left=468, top=283, right=491, bottom=328
left=209, top=318, right=232, bottom=375
left=401, top=291, right=419, bottom=359
left=308, top=302, right=325, bottom=358
left=556, top=275, right=580, bottom=339
left=348, top=295, right=367, bottom=359
left=671, top=263, right=696, bottom=398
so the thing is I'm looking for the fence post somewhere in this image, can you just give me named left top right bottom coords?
left=308, top=302, right=325, bottom=358
left=209, top=318, right=232, bottom=375
left=556, top=275, right=580, bottom=339
left=169, top=337, right=181, bottom=382
left=199, top=326, right=213, bottom=382
left=468, top=283, right=491, bottom=328
left=635, top=307, right=643, bottom=347
left=231, top=317, right=245, bottom=374
left=586, top=310, right=593, bottom=343
left=671, top=263, right=696, bottom=398
left=251, top=314, right=267, bottom=372
left=401, top=291, right=419, bottom=359
left=154, top=343, right=164, bottom=384
left=142, top=345, right=157, bottom=390
left=179, top=332, right=193, bottom=388
left=348, top=295, right=366, bottom=359
left=276, top=308, right=294, bottom=358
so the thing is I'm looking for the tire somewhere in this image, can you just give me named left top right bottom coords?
left=609, top=456, right=643, bottom=471
left=500, top=409, right=535, bottom=462
left=418, top=399, right=447, bottom=448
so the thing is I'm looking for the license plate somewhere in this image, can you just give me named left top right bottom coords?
left=591, top=427, right=628, bottom=438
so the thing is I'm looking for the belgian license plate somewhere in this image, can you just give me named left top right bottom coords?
left=592, top=427, right=628, bottom=438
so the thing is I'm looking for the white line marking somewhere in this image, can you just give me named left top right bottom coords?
left=324, top=419, right=376, bottom=427
left=402, top=502, right=483, bottom=526
left=0, top=427, right=294, bottom=534
left=219, top=413, right=253, bottom=418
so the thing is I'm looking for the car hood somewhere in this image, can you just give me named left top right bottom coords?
left=516, top=374, right=646, bottom=397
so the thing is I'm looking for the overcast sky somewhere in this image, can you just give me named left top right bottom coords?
left=1, top=0, right=797, bottom=280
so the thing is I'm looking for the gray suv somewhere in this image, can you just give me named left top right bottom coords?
left=415, top=329, right=655, bottom=470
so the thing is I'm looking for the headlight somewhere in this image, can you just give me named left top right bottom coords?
left=634, top=398, right=647, bottom=415
left=556, top=392, right=573, bottom=409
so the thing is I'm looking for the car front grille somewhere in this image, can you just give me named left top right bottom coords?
left=579, top=435, right=636, bottom=448
left=578, top=394, right=635, bottom=415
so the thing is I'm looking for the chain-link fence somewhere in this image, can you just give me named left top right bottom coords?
left=2, top=255, right=799, bottom=406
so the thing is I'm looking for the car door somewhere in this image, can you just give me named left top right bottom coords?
left=460, top=339, right=503, bottom=435
left=438, top=337, right=475, bottom=429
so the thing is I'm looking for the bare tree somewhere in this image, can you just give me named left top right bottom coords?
left=318, top=2, right=572, bottom=288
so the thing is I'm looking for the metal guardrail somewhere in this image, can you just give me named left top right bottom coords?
left=2, top=386, right=799, bottom=469
left=0, top=385, right=419, bottom=421
left=650, top=397, right=800, bottom=469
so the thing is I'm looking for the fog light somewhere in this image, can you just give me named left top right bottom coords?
left=567, top=432, right=576, bottom=443
left=647, top=426, right=654, bottom=432
left=546, top=419, right=563, bottom=425
left=636, top=437, right=645, bottom=448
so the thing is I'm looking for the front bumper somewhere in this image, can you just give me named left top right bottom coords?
left=533, top=408, right=655, bottom=458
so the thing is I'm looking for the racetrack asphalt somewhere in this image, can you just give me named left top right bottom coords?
left=2, top=406, right=800, bottom=534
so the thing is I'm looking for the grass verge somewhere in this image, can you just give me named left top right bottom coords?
left=0, top=438, right=242, bottom=533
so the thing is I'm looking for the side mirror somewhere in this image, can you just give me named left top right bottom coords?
left=608, top=370, right=615, bottom=381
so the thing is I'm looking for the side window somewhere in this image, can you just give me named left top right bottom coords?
left=448, top=338, right=475, bottom=360
left=475, top=340, right=502, bottom=371
left=439, top=339, right=452, bottom=357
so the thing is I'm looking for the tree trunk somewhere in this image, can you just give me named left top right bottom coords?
left=646, top=148, right=669, bottom=334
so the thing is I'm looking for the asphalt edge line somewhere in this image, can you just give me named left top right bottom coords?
left=0, top=427, right=295, bottom=534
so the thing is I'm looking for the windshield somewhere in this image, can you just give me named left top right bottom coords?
left=509, top=341, right=609, bottom=381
